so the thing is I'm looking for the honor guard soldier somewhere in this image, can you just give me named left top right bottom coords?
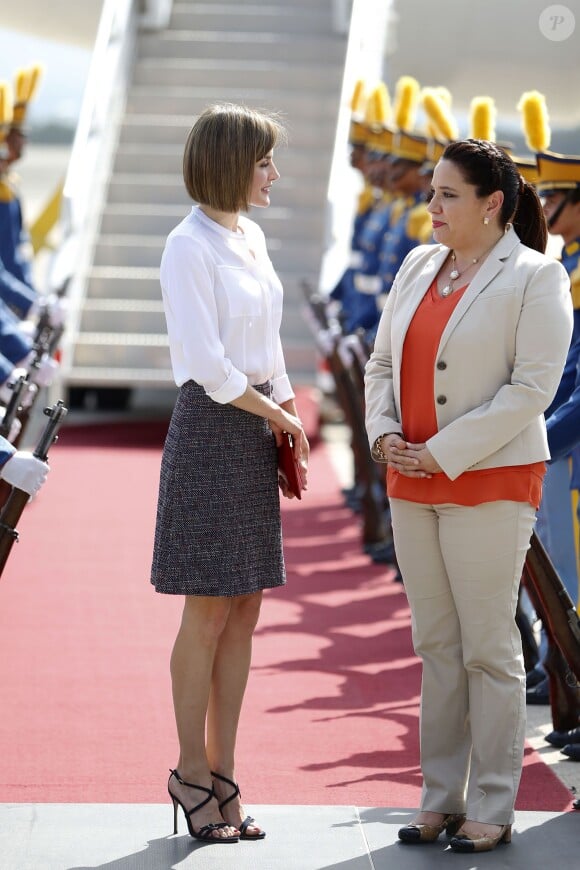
left=0, top=77, right=60, bottom=395
left=0, top=65, right=42, bottom=291
left=537, top=147, right=580, bottom=600
left=534, top=147, right=580, bottom=742
left=515, top=95, right=580, bottom=636
left=330, top=80, right=385, bottom=322
left=350, top=76, right=425, bottom=335
left=339, top=81, right=396, bottom=333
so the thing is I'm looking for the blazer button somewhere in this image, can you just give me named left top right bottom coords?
left=437, top=395, right=447, bottom=405
left=436, top=360, right=447, bottom=370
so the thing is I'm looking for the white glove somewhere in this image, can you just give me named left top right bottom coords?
left=44, top=294, right=68, bottom=329
left=0, top=408, right=22, bottom=443
left=30, top=355, right=59, bottom=388
left=21, top=382, right=38, bottom=410
left=1, top=450, right=49, bottom=496
left=0, top=367, right=29, bottom=405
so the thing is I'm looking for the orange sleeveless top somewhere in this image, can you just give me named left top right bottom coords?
left=387, top=279, right=545, bottom=507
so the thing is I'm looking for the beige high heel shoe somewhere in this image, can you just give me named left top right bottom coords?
left=398, top=813, right=466, bottom=844
left=449, top=823, right=512, bottom=852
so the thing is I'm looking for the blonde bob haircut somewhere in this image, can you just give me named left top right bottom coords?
left=183, top=103, right=285, bottom=213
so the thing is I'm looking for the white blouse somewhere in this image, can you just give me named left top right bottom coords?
left=160, top=206, right=295, bottom=405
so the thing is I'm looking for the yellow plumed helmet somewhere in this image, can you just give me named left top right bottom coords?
left=517, top=91, right=551, bottom=153
left=12, top=63, right=44, bottom=127
left=364, top=82, right=391, bottom=127
left=421, top=87, right=458, bottom=141
left=0, top=81, right=13, bottom=126
left=434, top=86, right=452, bottom=107
left=393, top=75, right=420, bottom=132
left=0, top=81, right=13, bottom=145
left=350, top=79, right=367, bottom=115
left=469, top=97, right=496, bottom=142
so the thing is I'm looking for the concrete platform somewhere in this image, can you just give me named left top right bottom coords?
left=0, top=803, right=577, bottom=869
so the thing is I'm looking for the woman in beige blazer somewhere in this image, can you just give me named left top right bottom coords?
left=365, top=139, right=572, bottom=853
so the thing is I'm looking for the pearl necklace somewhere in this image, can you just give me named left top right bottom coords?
left=440, top=251, right=479, bottom=297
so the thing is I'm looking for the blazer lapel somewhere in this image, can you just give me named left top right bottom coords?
left=438, top=228, right=520, bottom=353
left=393, top=245, right=448, bottom=358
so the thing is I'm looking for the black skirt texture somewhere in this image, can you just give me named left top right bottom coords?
left=151, top=380, right=285, bottom=596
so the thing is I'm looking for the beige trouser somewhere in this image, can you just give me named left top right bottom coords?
left=390, top=498, right=537, bottom=825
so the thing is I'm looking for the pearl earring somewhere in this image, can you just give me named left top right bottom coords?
left=483, top=216, right=490, bottom=226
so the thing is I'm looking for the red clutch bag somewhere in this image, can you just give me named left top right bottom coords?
left=277, top=432, right=303, bottom=499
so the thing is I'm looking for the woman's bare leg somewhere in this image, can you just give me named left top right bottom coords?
left=206, top=591, right=263, bottom=833
left=169, top=595, right=239, bottom=839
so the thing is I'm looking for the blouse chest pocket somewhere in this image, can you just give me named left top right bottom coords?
left=217, top=266, right=263, bottom=317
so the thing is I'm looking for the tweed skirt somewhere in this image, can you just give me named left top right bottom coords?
left=150, top=379, right=285, bottom=596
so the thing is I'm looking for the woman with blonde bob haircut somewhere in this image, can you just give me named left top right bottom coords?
left=151, top=103, right=308, bottom=844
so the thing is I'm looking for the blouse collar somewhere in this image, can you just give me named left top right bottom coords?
left=192, top=205, right=246, bottom=240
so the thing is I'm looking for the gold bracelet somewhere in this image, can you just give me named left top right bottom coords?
left=373, top=435, right=387, bottom=460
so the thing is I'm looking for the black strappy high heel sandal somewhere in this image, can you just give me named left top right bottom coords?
left=211, top=770, right=266, bottom=840
left=168, top=769, right=239, bottom=842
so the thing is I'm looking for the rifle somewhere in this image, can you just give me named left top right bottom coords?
left=8, top=347, right=46, bottom=450
left=522, top=531, right=580, bottom=731
left=0, top=373, right=29, bottom=440
left=301, top=287, right=393, bottom=553
left=0, top=400, right=68, bottom=578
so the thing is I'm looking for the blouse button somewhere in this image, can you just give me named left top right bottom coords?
left=437, top=395, right=447, bottom=405
left=436, top=360, right=447, bottom=370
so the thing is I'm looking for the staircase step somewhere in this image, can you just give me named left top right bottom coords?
left=66, top=365, right=174, bottom=386
left=170, top=3, right=332, bottom=34
left=80, top=302, right=166, bottom=334
left=125, top=86, right=338, bottom=121
left=133, top=58, right=341, bottom=91
left=72, top=332, right=171, bottom=370
left=87, top=267, right=160, bottom=301
left=137, top=31, right=344, bottom=64
left=118, top=114, right=336, bottom=149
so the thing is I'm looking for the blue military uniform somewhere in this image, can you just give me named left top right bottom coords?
left=353, top=129, right=435, bottom=337
left=0, top=173, right=34, bottom=289
left=0, top=241, right=36, bottom=318
left=0, top=77, right=33, bottom=382
left=330, top=183, right=382, bottom=324
left=0, top=436, right=15, bottom=467
left=546, top=247, right=580, bottom=488
left=534, top=151, right=580, bottom=606
left=347, top=194, right=396, bottom=332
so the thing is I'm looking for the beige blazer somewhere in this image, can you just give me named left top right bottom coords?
left=365, top=228, right=573, bottom=481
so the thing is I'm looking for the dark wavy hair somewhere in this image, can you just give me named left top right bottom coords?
left=442, top=139, right=547, bottom=253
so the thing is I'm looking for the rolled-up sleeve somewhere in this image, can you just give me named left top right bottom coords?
left=271, top=334, right=294, bottom=404
left=160, top=233, right=247, bottom=402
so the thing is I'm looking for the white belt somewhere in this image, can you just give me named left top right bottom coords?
left=354, top=274, right=381, bottom=295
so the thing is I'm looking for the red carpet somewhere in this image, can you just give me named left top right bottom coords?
left=0, top=415, right=572, bottom=810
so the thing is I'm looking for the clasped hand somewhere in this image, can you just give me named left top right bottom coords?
left=382, top=434, right=442, bottom=478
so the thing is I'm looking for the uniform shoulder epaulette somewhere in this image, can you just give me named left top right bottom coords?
left=389, top=197, right=408, bottom=228
left=0, top=179, right=15, bottom=203
left=406, top=202, right=432, bottom=244
left=570, top=263, right=580, bottom=310
left=357, top=184, right=376, bottom=215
